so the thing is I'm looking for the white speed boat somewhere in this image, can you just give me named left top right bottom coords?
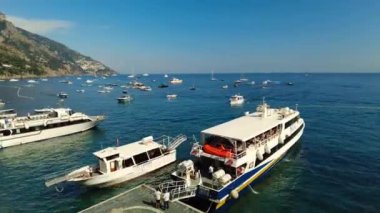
left=45, top=135, right=187, bottom=188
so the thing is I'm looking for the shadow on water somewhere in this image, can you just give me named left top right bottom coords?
left=225, top=141, right=304, bottom=213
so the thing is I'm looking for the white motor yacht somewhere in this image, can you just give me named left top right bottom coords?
left=45, top=135, right=187, bottom=188
left=0, top=108, right=104, bottom=149
left=170, top=78, right=183, bottom=84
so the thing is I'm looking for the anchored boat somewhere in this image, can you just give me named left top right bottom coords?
left=45, top=135, right=187, bottom=188
left=0, top=108, right=104, bottom=149
left=117, top=95, right=133, bottom=103
left=230, top=95, right=244, bottom=106
left=165, top=101, right=305, bottom=211
left=170, top=77, right=183, bottom=84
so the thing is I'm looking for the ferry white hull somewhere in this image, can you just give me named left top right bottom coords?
left=0, top=118, right=101, bottom=149
left=215, top=122, right=305, bottom=209
left=78, top=151, right=176, bottom=188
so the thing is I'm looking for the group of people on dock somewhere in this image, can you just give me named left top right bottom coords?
left=154, top=189, right=170, bottom=210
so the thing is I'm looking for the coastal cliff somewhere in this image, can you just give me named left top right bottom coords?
left=0, top=12, right=116, bottom=79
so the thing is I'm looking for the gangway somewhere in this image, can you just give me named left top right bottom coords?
left=156, top=134, right=187, bottom=151
left=158, top=180, right=197, bottom=201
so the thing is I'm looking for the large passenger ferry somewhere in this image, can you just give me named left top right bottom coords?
left=0, top=108, right=104, bottom=149
left=164, top=100, right=305, bottom=211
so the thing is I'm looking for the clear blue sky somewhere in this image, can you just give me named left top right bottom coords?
left=2, top=0, right=380, bottom=73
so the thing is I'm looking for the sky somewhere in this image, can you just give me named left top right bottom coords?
left=1, top=0, right=380, bottom=73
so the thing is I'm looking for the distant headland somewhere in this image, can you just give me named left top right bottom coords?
left=0, top=12, right=116, bottom=79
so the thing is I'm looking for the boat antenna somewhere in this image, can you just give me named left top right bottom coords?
left=262, top=96, right=266, bottom=104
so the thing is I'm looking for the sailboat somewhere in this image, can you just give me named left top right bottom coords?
left=128, top=67, right=135, bottom=78
left=210, top=70, right=217, bottom=81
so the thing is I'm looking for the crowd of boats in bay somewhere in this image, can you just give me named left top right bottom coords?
left=1, top=73, right=295, bottom=108
left=0, top=73, right=303, bottom=212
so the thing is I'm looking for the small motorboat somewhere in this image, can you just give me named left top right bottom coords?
left=164, top=74, right=169, bottom=78
left=40, top=78, right=48, bottom=81
left=0, top=109, right=17, bottom=119
left=86, top=79, right=94, bottom=84
left=76, top=89, right=85, bottom=93
left=167, top=94, right=177, bottom=99
left=27, top=79, right=38, bottom=84
left=9, top=79, right=19, bottom=82
left=57, top=92, right=68, bottom=98
left=117, top=95, right=133, bottom=103
left=222, top=85, right=228, bottom=89
left=287, top=82, right=294, bottom=86
left=139, top=86, right=152, bottom=91
left=143, top=73, right=149, bottom=77
left=122, top=90, right=128, bottom=94
left=158, top=83, right=169, bottom=88
left=170, top=77, right=183, bottom=84
left=230, top=94, right=244, bottom=106
left=190, top=85, right=196, bottom=91
left=0, top=99, right=5, bottom=107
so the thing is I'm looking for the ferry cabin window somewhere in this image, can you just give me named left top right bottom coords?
left=148, top=148, right=162, bottom=159
left=285, top=115, right=300, bottom=129
left=98, top=158, right=107, bottom=173
left=133, top=152, right=149, bottom=165
left=105, top=154, right=119, bottom=161
left=122, top=158, right=134, bottom=168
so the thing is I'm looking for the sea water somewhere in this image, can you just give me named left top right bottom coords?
left=0, top=73, right=379, bottom=212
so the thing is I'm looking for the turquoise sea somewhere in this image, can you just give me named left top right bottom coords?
left=0, top=73, right=379, bottom=212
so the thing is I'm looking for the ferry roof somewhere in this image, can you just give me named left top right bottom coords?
left=93, top=139, right=162, bottom=159
left=202, top=109, right=298, bottom=142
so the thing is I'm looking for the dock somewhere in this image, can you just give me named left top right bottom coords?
left=80, top=184, right=203, bottom=213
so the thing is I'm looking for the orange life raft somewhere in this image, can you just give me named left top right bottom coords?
left=203, top=144, right=233, bottom=158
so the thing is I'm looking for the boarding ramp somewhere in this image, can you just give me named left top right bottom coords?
left=158, top=180, right=197, bottom=201
left=156, top=134, right=187, bottom=151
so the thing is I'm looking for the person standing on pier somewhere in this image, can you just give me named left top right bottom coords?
left=154, top=189, right=161, bottom=208
left=163, top=190, right=170, bottom=210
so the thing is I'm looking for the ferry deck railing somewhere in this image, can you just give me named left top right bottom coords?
left=158, top=180, right=197, bottom=201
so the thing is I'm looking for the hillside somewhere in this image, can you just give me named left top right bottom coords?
left=0, top=12, right=116, bottom=79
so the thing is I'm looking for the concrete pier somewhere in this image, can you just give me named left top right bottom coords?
left=80, top=184, right=203, bottom=213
